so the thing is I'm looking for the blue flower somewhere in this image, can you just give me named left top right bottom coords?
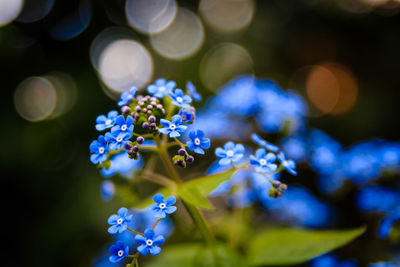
left=105, top=132, right=132, bottom=150
left=148, top=193, right=177, bottom=218
left=378, top=216, right=398, bottom=238
left=369, top=263, right=398, bottom=267
left=147, top=78, right=176, bottom=98
left=109, top=241, right=129, bottom=263
left=101, top=152, right=143, bottom=178
left=135, top=228, right=165, bottom=256
left=186, top=130, right=210, bottom=155
left=118, top=87, right=137, bottom=106
left=251, top=133, right=279, bottom=152
left=178, top=108, right=193, bottom=123
left=277, top=152, right=297, bottom=175
left=186, top=81, right=202, bottom=101
left=107, top=207, right=133, bottom=234
left=311, top=254, right=357, bottom=267
left=101, top=181, right=115, bottom=202
left=215, top=141, right=245, bottom=166
left=159, top=115, right=187, bottom=138
left=90, top=135, right=109, bottom=164
left=169, top=89, right=192, bottom=108
left=111, top=115, right=134, bottom=135
left=96, top=111, right=118, bottom=131
left=250, top=149, right=277, bottom=173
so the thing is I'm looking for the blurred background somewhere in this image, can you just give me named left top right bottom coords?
left=1, top=0, right=400, bottom=266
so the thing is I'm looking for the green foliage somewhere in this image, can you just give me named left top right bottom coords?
left=246, top=226, right=366, bottom=266
left=178, top=185, right=212, bottom=209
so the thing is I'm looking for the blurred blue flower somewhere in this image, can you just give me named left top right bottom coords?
left=101, top=152, right=143, bottom=178
left=310, top=254, right=358, bottom=267
left=186, top=130, right=210, bottom=155
left=159, top=115, right=187, bottom=138
left=101, top=180, right=115, bottom=202
left=108, top=207, right=133, bottom=234
left=251, top=133, right=279, bottom=152
left=105, top=132, right=132, bottom=150
left=186, top=81, right=202, bottom=101
left=369, top=263, right=398, bottom=267
left=135, top=228, right=165, bottom=256
left=109, top=241, right=129, bottom=263
left=118, top=87, right=137, bottom=106
left=169, top=89, right=192, bottom=108
left=96, top=111, right=118, bottom=131
left=148, top=193, right=177, bottom=218
left=277, top=151, right=297, bottom=175
left=111, top=115, right=134, bottom=135
left=178, top=108, right=193, bottom=123
left=280, top=135, right=308, bottom=162
left=215, top=141, right=245, bottom=166
left=147, top=78, right=175, bottom=98
left=90, top=135, right=109, bottom=164
left=250, top=149, right=277, bottom=173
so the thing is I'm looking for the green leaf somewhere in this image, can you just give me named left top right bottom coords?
left=177, top=168, right=237, bottom=209
left=147, top=243, right=246, bottom=267
left=247, top=226, right=366, bottom=266
left=134, top=187, right=172, bottom=209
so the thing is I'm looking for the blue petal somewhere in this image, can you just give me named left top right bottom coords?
left=118, top=207, right=128, bottom=217
left=219, top=157, right=232, bottom=166
left=160, top=119, right=171, bottom=127
left=152, top=235, right=165, bottom=246
left=165, top=195, right=176, bottom=206
left=135, top=234, right=146, bottom=244
left=194, top=147, right=205, bottom=154
left=153, top=193, right=164, bottom=204
left=137, top=244, right=149, bottom=255
left=158, top=128, right=171, bottom=135
left=165, top=206, right=177, bottom=214
left=201, top=139, right=210, bottom=149
left=107, top=214, right=118, bottom=225
left=169, top=131, right=181, bottom=138
left=144, top=228, right=155, bottom=239
left=108, top=225, right=119, bottom=234
left=149, top=246, right=162, bottom=256
left=215, top=147, right=226, bottom=157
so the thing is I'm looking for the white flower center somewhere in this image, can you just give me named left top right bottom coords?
left=117, top=137, right=123, bottom=142
left=259, top=159, right=267, bottom=166
left=159, top=203, right=166, bottom=209
left=117, top=218, right=123, bottom=224
left=99, top=147, right=105, bottom=154
left=159, top=86, right=165, bottom=92
left=117, top=250, right=124, bottom=257
left=226, top=150, right=234, bottom=157
left=106, top=119, right=112, bottom=125
left=194, top=138, right=201, bottom=145
left=146, top=240, right=153, bottom=246
left=176, top=97, right=183, bottom=103
left=121, top=125, right=127, bottom=131
left=169, top=124, right=176, bottom=130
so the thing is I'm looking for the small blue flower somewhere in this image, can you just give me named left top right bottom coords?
left=186, top=130, right=210, bottom=155
left=178, top=108, right=194, bottom=123
left=105, top=132, right=132, bottom=150
left=148, top=193, right=177, bottom=218
left=111, top=115, right=134, bottom=135
left=90, top=135, right=109, bottom=164
left=147, top=78, right=176, bottom=98
left=95, top=111, right=118, bottom=131
left=101, top=181, right=115, bottom=202
left=277, top=152, right=297, bottom=175
left=169, top=89, right=192, bottom=108
left=159, top=115, right=187, bottom=138
left=107, top=208, right=133, bottom=234
left=251, top=133, right=279, bottom=152
left=135, top=228, right=165, bottom=256
left=118, top=87, right=137, bottom=106
left=109, top=241, right=129, bottom=263
left=186, top=81, right=202, bottom=101
left=215, top=141, right=245, bottom=166
left=250, top=149, right=277, bottom=173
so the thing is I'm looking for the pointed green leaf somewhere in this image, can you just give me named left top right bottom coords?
left=178, top=185, right=213, bottom=209
left=247, top=226, right=366, bottom=266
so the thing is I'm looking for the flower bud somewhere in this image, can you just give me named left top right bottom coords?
left=136, top=136, right=144, bottom=144
left=148, top=115, right=156, bottom=123
left=187, top=156, right=194, bottom=164
left=124, top=143, right=132, bottom=150
left=279, top=184, right=287, bottom=192
left=178, top=148, right=186, bottom=156
left=142, top=122, right=149, bottom=129
left=273, top=181, right=281, bottom=188
left=133, top=145, right=139, bottom=152
left=121, top=106, right=130, bottom=114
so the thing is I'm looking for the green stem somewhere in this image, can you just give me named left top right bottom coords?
left=127, top=227, right=144, bottom=236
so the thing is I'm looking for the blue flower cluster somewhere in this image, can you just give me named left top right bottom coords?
left=105, top=194, right=177, bottom=264
left=310, top=253, right=357, bottom=267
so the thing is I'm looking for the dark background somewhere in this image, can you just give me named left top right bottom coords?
left=1, top=0, right=400, bottom=266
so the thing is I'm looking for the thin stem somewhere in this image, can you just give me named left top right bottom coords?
left=139, top=145, right=158, bottom=152
left=139, top=170, right=176, bottom=188
left=127, top=227, right=144, bottom=236
left=151, top=218, right=163, bottom=229
left=154, top=135, right=181, bottom=184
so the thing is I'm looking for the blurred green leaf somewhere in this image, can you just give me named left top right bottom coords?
left=147, top=243, right=245, bottom=267
left=247, top=226, right=366, bottom=266
left=134, top=187, right=172, bottom=209
left=177, top=168, right=237, bottom=209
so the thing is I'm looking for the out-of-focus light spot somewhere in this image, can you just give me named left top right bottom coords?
left=199, top=0, right=255, bottom=33
left=97, top=39, right=153, bottom=95
left=14, top=73, right=78, bottom=122
left=304, top=62, right=358, bottom=116
left=0, top=0, right=24, bottom=27
left=199, top=43, right=253, bottom=92
left=336, top=0, right=373, bottom=14
left=126, top=0, right=177, bottom=35
left=44, top=72, right=78, bottom=119
left=150, top=7, right=204, bottom=60
left=17, top=0, right=54, bottom=23
left=359, top=0, right=390, bottom=6
left=306, top=66, right=340, bottom=115
left=14, top=77, right=57, bottom=122
left=49, top=0, right=91, bottom=40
